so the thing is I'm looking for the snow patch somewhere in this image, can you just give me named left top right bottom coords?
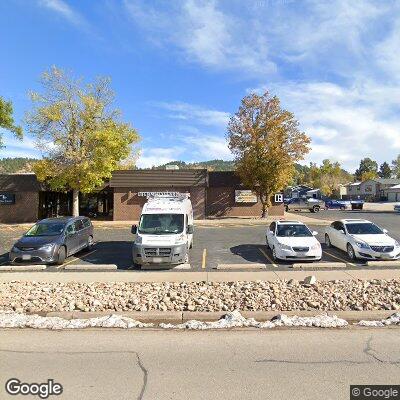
left=0, top=312, right=153, bottom=330
left=0, top=311, right=348, bottom=330
left=358, top=312, right=400, bottom=327
left=160, top=310, right=348, bottom=330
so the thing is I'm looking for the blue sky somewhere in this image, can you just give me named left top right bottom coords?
left=0, top=0, right=399, bottom=171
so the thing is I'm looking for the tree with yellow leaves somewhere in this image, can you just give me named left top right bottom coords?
left=227, top=92, right=311, bottom=217
left=26, top=67, right=139, bottom=216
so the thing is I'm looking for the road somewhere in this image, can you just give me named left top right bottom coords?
left=1, top=210, right=400, bottom=272
left=0, top=328, right=399, bottom=400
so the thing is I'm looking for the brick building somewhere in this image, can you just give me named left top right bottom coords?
left=0, top=170, right=284, bottom=223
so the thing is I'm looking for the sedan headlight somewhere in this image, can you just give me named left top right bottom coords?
left=395, top=241, right=400, bottom=248
left=278, top=243, right=292, bottom=250
left=135, top=236, right=142, bottom=245
left=355, top=241, right=370, bottom=249
left=39, top=243, right=55, bottom=251
left=11, top=245, right=19, bottom=252
left=311, top=243, right=321, bottom=250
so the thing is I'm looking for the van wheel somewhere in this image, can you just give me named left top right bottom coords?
left=56, top=246, right=66, bottom=265
left=86, top=235, right=94, bottom=251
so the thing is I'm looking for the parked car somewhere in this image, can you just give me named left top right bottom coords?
left=9, top=216, right=94, bottom=265
left=284, top=197, right=325, bottom=213
left=350, top=200, right=364, bottom=210
left=324, top=219, right=400, bottom=261
left=266, top=220, right=322, bottom=262
left=325, top=200, right=350, bottom=210
left=394, top=204, right=400, bottom=213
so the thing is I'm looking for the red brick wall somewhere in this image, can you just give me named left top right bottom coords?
left=0, top=192, right=39, bottom=223
left=113, top=187, right=206, bottom=221
left=206, top=187, right=284, bottom=217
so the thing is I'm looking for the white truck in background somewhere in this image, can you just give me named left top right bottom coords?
left=131, top=194, right=194, bottom=267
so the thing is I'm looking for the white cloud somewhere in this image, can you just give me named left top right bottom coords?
left=183, top=135, right=232, bottom=160
left=136, top=147, right=184, bottom=168
left=154, top=102, right=230, bottom=128
left=124, top=0, right=276, bottom=76
left=251, top=80, right=400, bottom=171
left=38, top=0, right=88, bottom=27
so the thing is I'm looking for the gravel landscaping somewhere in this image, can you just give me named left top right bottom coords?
left=0, top=278, right=399, bottom=313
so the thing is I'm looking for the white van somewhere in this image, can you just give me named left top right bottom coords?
left=131, top=194, right=194, bottom=266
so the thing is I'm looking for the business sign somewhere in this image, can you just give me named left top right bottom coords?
left=235, top=190, right=257, bottom=203
left=0, top=193, right=15, bottom=205
left=274, top=193, right=283, bottom=203
left=138, top=191, right=189, bottom=198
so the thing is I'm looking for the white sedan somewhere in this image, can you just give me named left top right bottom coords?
left=324, top=219, right=400, bottom=261
left=266, top=220, right=322, bottom=262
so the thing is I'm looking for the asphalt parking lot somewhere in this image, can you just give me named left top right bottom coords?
left=1, top=210, right=400, bottom=272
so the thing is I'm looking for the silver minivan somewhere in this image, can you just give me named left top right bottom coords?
left=9, top=216, right=94, bottom=265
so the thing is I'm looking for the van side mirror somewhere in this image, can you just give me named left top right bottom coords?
left=312, top=231, right=318, bottom=236
left=187, top=225, right=194, bottom=234
left=131, top=225, right=137, bottom=234
left=339, top=229, right=345, bottom=234
left=383, top=229, right=388, bottom=234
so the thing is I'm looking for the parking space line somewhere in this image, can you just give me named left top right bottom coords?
left=57, top=249, right=98, bottom=269
left=258, top=247, right=278, bottom=268
left=323, top=250, right=357, bottom=267
left=201, top=249, right=207, bottom=269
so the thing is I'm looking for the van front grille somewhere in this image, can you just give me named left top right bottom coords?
left=144, top=248, right=172, bottom=257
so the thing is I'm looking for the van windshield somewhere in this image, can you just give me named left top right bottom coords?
left=138, top=214, right=184, bottom=234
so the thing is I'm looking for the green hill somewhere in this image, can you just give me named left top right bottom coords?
left=0, top=157, right=38, bottom=173
left=153, top=159, right=236, bottom=171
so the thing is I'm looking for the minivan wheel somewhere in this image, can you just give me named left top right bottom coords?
left=86, top=235, right=94, bottom=251
left=347, top=243, right=357, bottom=260
left=56, top=246, right=66, bottom=265
left=325, top=234, right=332, bottom=248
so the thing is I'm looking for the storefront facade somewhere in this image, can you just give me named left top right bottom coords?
left=0, top=170, right=284, bottom=223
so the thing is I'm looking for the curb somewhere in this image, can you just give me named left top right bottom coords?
left=31, top=310, right=396, bottom=324
left=1, top=269, right=400, bottom=283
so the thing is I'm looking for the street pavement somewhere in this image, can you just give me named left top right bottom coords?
left=1, top=210, right=400, bottom=272
left=0, top=327, right=399, bottom=400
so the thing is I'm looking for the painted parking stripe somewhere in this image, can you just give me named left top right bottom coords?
left=56, top=249, right=98, bottom=269
left=258, top=247, right=278, bottom=268
left=323, top=250, right=357, bottom=267
left=201, top=248, right=207, bottom=269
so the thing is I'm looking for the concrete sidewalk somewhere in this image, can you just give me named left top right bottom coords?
left=1, top=268, right=399, bottom=283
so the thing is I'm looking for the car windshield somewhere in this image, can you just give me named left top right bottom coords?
left=276, top=224, right=312, bottom=237
left=138, top=214, right=184, bottom=234
left=346, top=223, right=383, bottom=235
left=25, top=222, right=65, bottom=237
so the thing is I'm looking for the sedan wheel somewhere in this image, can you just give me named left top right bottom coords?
left=325, top=234, right=332, bottom=248
left=272, top=247, right=278, bottom=261
left=347, top=243, right=357, bottom=260
left=313, top=205, right=320, bottom=213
